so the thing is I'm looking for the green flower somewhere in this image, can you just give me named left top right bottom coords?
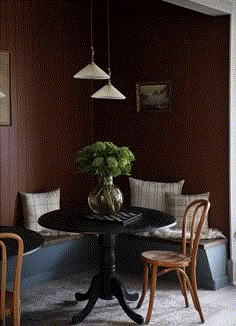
left=112, top=167, right=122, bottom=177
left=107, top=157, right=118, bottom=168
left=91, top=142, right=106, bottom=152
left=120, top=147, right=130, bottom=158
left=119, top=158, right=128, bottom=168
left=75, top=141, right=135, bottom=178
left=93, top=157, right=104, bottom=167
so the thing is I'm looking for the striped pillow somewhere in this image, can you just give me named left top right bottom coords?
left=165, top=192, right=210, bottom=233
left=129, top=177, right=185, bottom=212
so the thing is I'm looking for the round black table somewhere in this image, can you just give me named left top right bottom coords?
left=38, top=206, right=176, bottom=325
left=0, top=226, right=45, bottom=256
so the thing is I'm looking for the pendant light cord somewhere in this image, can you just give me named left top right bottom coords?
left=91, top=0, right=95, bottom=62
left=107, top=0, right=111, bottom=79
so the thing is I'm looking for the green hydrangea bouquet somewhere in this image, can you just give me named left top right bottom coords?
left=75, top=141, right=135, bottom=178
left=75, top=141, right=135, bottom=215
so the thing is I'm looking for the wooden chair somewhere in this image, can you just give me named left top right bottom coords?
left=137, top=199, right=210, bottom=324
left=0, top=233, right=24, bottom=326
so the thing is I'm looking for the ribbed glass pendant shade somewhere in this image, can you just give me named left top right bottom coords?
left=0, top=91, right=6, bottom=98
left=73, top=62, right=109, bottom=79
left=91, top=80, right=126, bottom=99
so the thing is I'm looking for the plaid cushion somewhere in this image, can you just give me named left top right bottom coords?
left=19, top=189, right=60, bottom=235
left=129, top=177, right=185, bottom=212
left=165, top=192, right=210, bottom=233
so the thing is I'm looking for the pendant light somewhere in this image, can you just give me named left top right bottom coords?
left=0, top=91, right=5, bottom=98
left=91, top=0, right=126, bottom=99
left=73, top=0, right=109, bottom=80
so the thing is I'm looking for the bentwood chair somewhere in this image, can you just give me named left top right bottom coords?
left=137, top=199, right=210, bottom=324
left=0, top=233, right=24, bottom=326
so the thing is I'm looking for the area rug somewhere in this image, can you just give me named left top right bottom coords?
left=204, top=310, right=236, bottom=326
left=20, top=272, right=235, bottom=326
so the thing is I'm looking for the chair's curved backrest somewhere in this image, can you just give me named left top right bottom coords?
left=181, top=199, right=210, bottom=262
left=0, top=233, right=24, bottom=323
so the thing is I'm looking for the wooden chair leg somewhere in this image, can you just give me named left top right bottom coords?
left=146, top=264, right=158, bottom=324
left=190, top=269, right=204, bottom=323
left=13, top=311, right=20, bottom=326
left=178, top=269, right=197, bottom=307
left=176, top=268, right=189, bottom=307
left=137, top=262, right=149, bottom=308
left=179, top=268, right=204, bottom=323
left=13, top=301, right=21, bottom=326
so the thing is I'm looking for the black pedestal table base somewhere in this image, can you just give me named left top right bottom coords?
left=38, top=206, right=176, bottom=324
left=72, top=234, right=144, bottom=325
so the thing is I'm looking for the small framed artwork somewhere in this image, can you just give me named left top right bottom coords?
left=0, top=51, right=11, bottom=126
left=136, top=81, right=173, bottom=112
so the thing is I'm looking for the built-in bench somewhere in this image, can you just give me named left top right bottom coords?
left=9, top=232, right=229, bottom=290
left=115, top=234, right=229, bottom=290
left=6, top=233, right=100, bottom=289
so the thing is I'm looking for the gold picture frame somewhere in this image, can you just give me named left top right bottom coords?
left=0, top=51, right=11, bottom=125
left=136, top=81, right=173, bottom=112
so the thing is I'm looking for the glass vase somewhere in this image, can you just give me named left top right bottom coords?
left=88, top=176, right=124, bottom=215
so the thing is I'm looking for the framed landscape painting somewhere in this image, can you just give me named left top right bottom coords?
left=0, top=51, right=11, bottom=125
left=136, top=81, right=173, bottom=112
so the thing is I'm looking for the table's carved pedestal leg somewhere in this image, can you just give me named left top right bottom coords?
left=72, top=234, right=144, bottom=325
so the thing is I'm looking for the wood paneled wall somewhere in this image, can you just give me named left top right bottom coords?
left=0, top=0, right=94, bottom=226
left=0, top=0, right=230, bottom=239
left=93, top=1, right=230, bottom=237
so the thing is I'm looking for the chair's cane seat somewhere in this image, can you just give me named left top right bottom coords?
left=141, top=250, right=191, bottom=268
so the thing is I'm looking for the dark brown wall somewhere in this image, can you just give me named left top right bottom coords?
left=0, top=0, right=94, bottom=226
left=93, top=1, right=230, bottom=237
left=0, top=0, right=230, bottom=238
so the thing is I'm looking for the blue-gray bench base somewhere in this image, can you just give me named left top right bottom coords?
left=115, top=234, right=229, bottom=290
left=5, top=233, right=229, bottom=290
left=6, top=234, right=100, bottom=289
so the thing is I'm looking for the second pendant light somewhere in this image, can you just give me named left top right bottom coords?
left=91, top=0, right=126, bottom=100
